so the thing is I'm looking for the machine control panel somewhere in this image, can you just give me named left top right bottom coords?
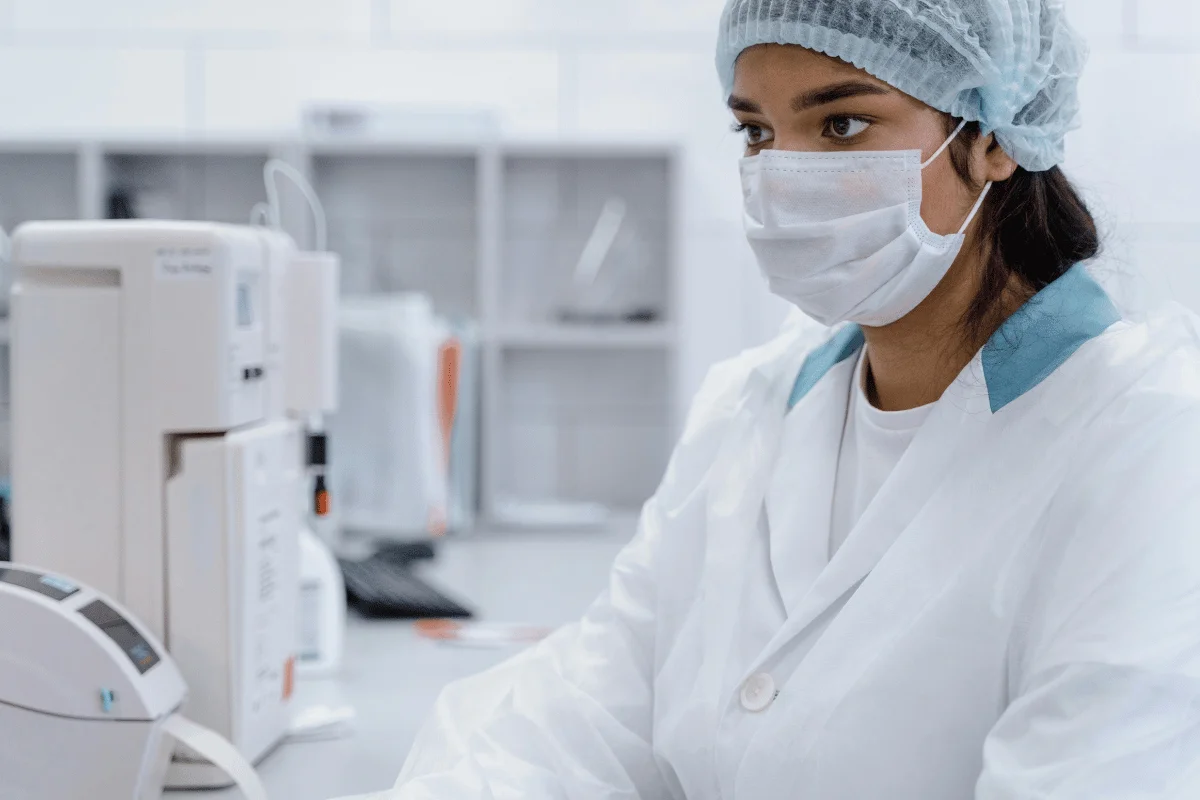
left=78, top=599, right=162, bottom=675
left=0, top=567, right=80, bottom=601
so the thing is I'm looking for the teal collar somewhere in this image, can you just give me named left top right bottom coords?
left=786, top=265, right=1120, bottom=414
left=981, top=263, right=1120, bottom=412
left=786, top=323, right=864, bottom=410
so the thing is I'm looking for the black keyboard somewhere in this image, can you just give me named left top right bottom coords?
left=340, top=556, right=473, bottom=619
left=373, top=541, right=437, bottom=567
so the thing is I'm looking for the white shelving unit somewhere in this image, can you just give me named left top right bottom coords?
left=104, top=146, right=274, bottom=223
left=0, top=136, right=682, bottom=524
left=0, top=141, right=91, bottom=481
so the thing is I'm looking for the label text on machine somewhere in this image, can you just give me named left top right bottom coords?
left=156, top=247, right=214, bottom=279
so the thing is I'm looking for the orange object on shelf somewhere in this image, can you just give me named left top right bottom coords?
left=436, top=338, right=462, bottom=467
left=430, top=337, right=462, bottom=537
left=283, top=656, right=295, bottom=700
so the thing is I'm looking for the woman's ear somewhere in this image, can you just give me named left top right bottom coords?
left=980, top=134, right=1019, bottom=183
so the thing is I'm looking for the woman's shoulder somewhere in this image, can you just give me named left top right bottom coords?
left=1054, top=306, right=1200, bottom=539
left=656, top=313, right=834, bottom=493
left=685, top=310, right=833, bottom=425
left=1085, top=306, right=1200, bottom=433
left=1006, top=311, right=1200, bottom=662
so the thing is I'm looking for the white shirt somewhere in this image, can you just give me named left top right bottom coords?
left=829, top=351, right=934, bottom=557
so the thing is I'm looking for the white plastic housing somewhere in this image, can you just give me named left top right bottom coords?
left=0, top=704, right=175, bottom=800
left=165, top=419, right=302, bottom=787
left=258, top=229, right=298, bottom=419
left=0, top=565, right=186, bottom=800
left=9, top=220, right=297, bottom=789
left=11, top=220, right=268, bottom=638
left=297, top=526, right=346, bottom=676
left=285, top=250, right=340, bottom=414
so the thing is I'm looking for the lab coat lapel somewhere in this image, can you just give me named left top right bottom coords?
left=747, top=341, right=1135, bottom=774
left=764, top=355, right=856, bottom=611
left=737, top=394, right=1070, bottom=789
left=759, top=360, right=994, bottom=658
left=772, top=265, right=1125, bottom=640
left=734, top=267, right=1130, bottom=786
left=695, top=340, right=811, bottom=702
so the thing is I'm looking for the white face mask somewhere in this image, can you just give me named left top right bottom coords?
left=740, top=121, right=993, bottom=327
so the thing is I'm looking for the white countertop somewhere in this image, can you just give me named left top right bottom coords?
left=171, top=528, right=631, bottom=800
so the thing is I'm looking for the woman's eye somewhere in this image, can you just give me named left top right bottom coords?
left=825, top=117, right=871, bottom=140
left=733, top=123, right=773, bottom=148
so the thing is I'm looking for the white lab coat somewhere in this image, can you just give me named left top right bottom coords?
left=376, top=268, right=1200, bottom=799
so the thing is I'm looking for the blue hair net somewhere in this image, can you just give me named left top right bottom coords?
left=716, top=0, right=1088, bottom=172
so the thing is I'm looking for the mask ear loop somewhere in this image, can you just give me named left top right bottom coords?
left=957, top=181, right=993, bottom=235
left=921, top=119, right=969, bottom=169
left=918, top=119, right=993, bottom=236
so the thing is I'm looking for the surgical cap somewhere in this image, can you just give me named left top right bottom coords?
left=716, top=0, right=1087, bottom=172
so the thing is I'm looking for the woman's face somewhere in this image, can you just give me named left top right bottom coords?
left=729, top=44, right=1016, bottom=237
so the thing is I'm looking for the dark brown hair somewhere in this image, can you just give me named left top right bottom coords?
left=945, top=118, right=1101, bottom=341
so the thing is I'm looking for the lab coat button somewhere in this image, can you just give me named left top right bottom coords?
left=740, top=672, right=777, bottom=712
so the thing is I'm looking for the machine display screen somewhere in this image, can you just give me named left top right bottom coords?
left=0, top=568, right=79, bottom=601
left=79, top=599, right=161, bottom=675
left=237, top=280, right=255, bottom=327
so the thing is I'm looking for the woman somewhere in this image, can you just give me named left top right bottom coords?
left=381, top=2, right=1200, bottom=797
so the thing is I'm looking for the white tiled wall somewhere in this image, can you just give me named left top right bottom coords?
left=0, top=46, right=188, bottom=134
left=0, top=0, right=1193, bottom=408
left=202, top=48, right=560, bottom=133
left=388, top=0, right=719, bottom=35
left=10, top=0, right=373, bottom=35
left=387, top=0, right=563, bottom=35
left=1136, top=0, right=1200, bottom=46
left=1066, top=2, right=1200, bottom=314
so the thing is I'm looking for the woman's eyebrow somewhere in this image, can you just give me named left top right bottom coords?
left=792, top=81, right=891, bottom=112
left=727, top=81, right=892, bottom=116
left=727, top=95, right=761, bottom=114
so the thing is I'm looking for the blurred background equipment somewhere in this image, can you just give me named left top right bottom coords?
left=256, top=160, right=347, bottom=677
left=0, top=484, right=10, bottom=563
left=297, top=522, right=346, bottom=676
left=333, top=293, right=450, bottom=540
left=330, top=293, right=476, bottom=618
left=9, top=219, right=339, bottom=789
left=0, top=136, right=682, bottom=531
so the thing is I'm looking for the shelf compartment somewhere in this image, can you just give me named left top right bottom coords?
left=314, top=153, right=479, bottom=316
left=501, top=154, right=672, bottom=328
left=103, top=151, right=272, bottom=224
left=494, top=349, right=671, bottom=512
left=0, top=152, right=80, bottom=229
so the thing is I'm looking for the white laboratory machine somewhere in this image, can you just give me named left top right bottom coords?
left=0, top=563, right=270, bottom=800
left=9, top=220, right=338, bottom=789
